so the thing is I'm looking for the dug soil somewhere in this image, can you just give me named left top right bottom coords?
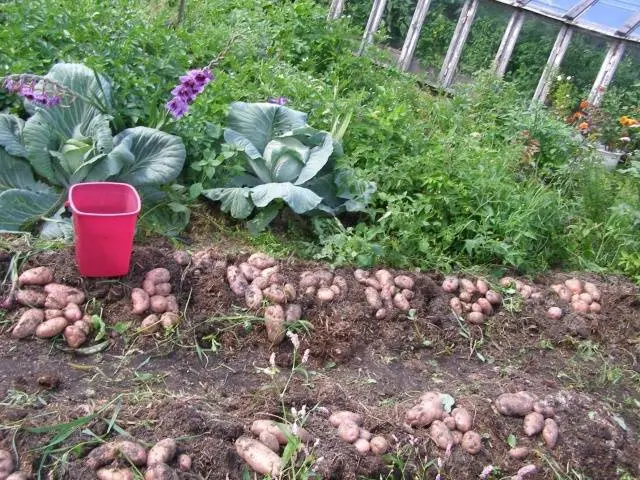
left=1, top=238, right=639, bottom=479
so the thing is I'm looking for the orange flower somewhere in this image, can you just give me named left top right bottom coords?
left=578, top=122, right=589, bottom=130
left=579, top=100, right=589, bottom=110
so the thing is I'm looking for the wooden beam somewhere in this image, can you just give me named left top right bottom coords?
left=327, top=0, right=346, bottom=20
left=358, top=0, right=388, bottom=55
left=532, top=25, right=573, bottom=104
left=563, top=0, right=598, bottom=20
left=616, top=11, right=640, bottom=36
left=588, top=40, right=626, bottom=106
left=438, top=0, right=480, bottom=87
left=397, top=0, right=434, bottom=71
left=493, top=10, right=525, bottom=77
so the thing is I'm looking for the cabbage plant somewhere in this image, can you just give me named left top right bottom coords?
left=0, top=63, right=186, bottom=234
left=202, top=102, right=375, bottom=231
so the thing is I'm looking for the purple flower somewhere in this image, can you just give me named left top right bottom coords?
left=188, top=68, right=213, bottom=87
left=166, top=96, right=189, bottom=119
left=268, top=96, right=288, bottom=105
left=171, top=84, right=196, bottom=103
left=178, top=76, right=204, bottom=96
left=3, top=78, right=22, bottom=93
left=19, top=85, right=35, bottom=101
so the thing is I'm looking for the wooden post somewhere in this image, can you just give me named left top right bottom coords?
left=397, top=0, right=434, bottom=71
left=588, top=40, right=626, bottom=107
left=493, top=10, right=525, bottom=77
left=438, top=0, right=479, bottom=88
left=327, top=0, right=346, bottom=20
left=532, top=25, right=573, bottom=104
left=358, top=0, right=388, bottom=55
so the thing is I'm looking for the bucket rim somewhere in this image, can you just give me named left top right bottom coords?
left=68, top=182, right=141, bottom=217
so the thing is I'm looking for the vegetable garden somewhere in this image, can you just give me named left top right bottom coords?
left=0, top=0, right=639, bottom=479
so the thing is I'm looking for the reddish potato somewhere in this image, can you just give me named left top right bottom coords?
left=258, top=431, right=280, bottom=453
left=150, top=295, right=168, bottom=314
left=160, top=312, right=180, bottom=329
left=316, top=287, right=335, bottom=303
left=458, top=290, right=472, bottom=303
left=533, top=401, right=555, bottom=418
left=239, top=262, right=261, bottom=281
left=19, top=266, right=53, bottom=286
left=476, top=279, right=489, bottom=295
left=63, top=324, right=87, bottom=348
left=75, top=318, right=91, bottom=335
left=508, top=446, right=529, bottom=459
left=154, top=283, right=172, bottom=296
left=495, top=391, right=535, bottom=417
left=370, top=436, right=389, bottom=455
left=583, top=282, right=601, bottom=301
left=429, top=420, right=453, bottom=449
left=375, top=308, right=387, bottom=319
left=165, top=295, right=179, bottom=313
left=172, top=250, right=191, bottom=266
left=97, top=468, right=134, bottom=480
left=264, top=305, right=285, bottom=344
left=131, top=288, right=150, bottom=314
left=572, top=300, right=589, bottom=313
left=0, top=449, right=15, bottom=479
left=471, top=302, right=483, bottom=313
left=45, top=308, right=63, bottom=320
left=353, top=269, right=369, bottom=283
left=16, top=289, right=46, bottom=307
left=556, top=286, right=572, bottom=302
left=516, top=465, right=537, bottom=478
left=542, top=418, right=559, bottom=448
left=285, top=303, right=302, bottom=322
left=452, top=407, right=472, bottom=432
left=247, top=253, right=276, bottom=270
left=177, top=454, right=192, bottom=471
left=115, top=441, right=147, bottom=466
left=36, top=317, right=68, bottom=338
left=251, top=276, right=269, bottom=290
left=485, top=290, right=502, bottom=305
left=441, top=276, right=459, bottom=293
left=461, top=430, right=481, bottom=454
left=405, top=402, right=442, bottom=428
left=142, top=279, right=156, bottom=296
left=140, top=314, right=161, bottom=334
left=564, top=278, right=582, bottom=294
left=365, top=278, right=382, bottom=290
left=477, top=298, right=493, bottom=315
left=523, top=412, right=545, bottom=436
left=467, top=312, right=484, bottom=325
left=589, top=302, right=601, bottom=313
left=45, top=284, right=85, bottom=306
left=329, top=411, right=362, bottom=427
left=338, top=422, right=360, bottom=443
left=147, top=438, right=177, bottom=466
left=353, top=438, right=370, bottom=454
left=330, top=285, right=341, bottom=297
left=578, top=292, right=593, bottom=304
left=145, top=268, right=171, bottom=285
left=374, top=269, right=393, bottom=286
left=365, top=287, right=382, bottom=309
left=260, top=266, right=280, bottom=280
left=332, top=275, right=348, bottom=294
left=359, top=429, right=372, bottom=440
left=144, top=463, right=178, bottom=480
left=63, top=303, right=82, bottom=322
left=85, top=443, right=117, bottom=469
left=235, top=436, right=281, bottom=476
left=6, top=472, right=31, bottom=480
left=499, top=276, right=515, bottom=287
left=520, top=285, right=533, bottom=299
left=460, top=278, right=476, bottom=294
left=393, top=293, right=410, bottom=311
left=250, top=420, right=310, bottom=444
left=546, top=307, right=563, bottom=320
left=451, top=430, right=463, bottom=445
left=12, top=308, right=44, bottom=339
left=299, top=273, right=319, bottom=289
left=314, top=270, right=334, bottom=287
left=394, top=275, right=414, bottom=290
left=449, top=297, right=463, bottom=315
left=401, top=289, right=414, bottom=300
left=264, top=285, right=286, bottom=304
left=226, top=266, right=248, bottom=296
left=443, top=415, right=456, bottom=430
left=245, top=285, right=263, bottom=310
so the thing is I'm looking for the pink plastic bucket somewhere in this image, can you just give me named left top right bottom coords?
left=68, top=182, right=141, bottom=277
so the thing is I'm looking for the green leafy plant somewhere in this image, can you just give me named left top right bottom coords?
left=202, top=101, right=375, bottom=232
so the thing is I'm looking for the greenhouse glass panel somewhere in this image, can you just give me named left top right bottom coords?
left=576, top=0, right=640, bottom=32
left=528, top=0, right=582, bottom=17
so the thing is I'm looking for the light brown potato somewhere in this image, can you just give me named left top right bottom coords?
left=97, top=468, right=134, bottom=480
left=313, top=269, right=333, bottom=287
left=451, top=430, right=463, bottom=445
left=304, top=286, right=317, bottom=297
left=449, top=297, right=463, bottom=315
left=443, top=415, right=456, bottom=430
left=154, top=283, right=172, bottom=296
left=264, top=285, right=286, bottom=304
left=245, top=285, right=264, bottom=310
left=533, top=401, right=555, bottom=418
left=359, top=429, right=372, bottom=440
left=461, top=301, right=472, bottom=312
left=75, top=319, right=91, bottom=335
left=235, top=436, right=281, bottom=476
left=370, top=436, right=389, bottom=455
left=264, top=305, right=285, bottom=344
left=316, top=287, right=335, bottom=303
left=283, top=283, right=297, bottom=302
left=251, top=276, right=269, bottom=290
left=247, top=253, right=276, bottom=270
left=140, top=314, right=161, bottom=334
left=63, top=303, right=82, bottom=322
left=143, top=463, right=178, bottom=480
left=6, top=472, right=30, bottom=480
left=338, top=421, right=360, bottom=443
left=471, top=303, right=483, bottom=313
left=572, top=300, right=589, bottom=313
left=461, top=431, right=481, bottom=454
left=36, top=317, right=68, bottom=338
left=226, top=266, right=249, bottom=296
left=354, top=438, right=370, bottom=454
left=239, top=262, right=261, bottom=282
left=160, top=312, right=180, bottom=329
left=15, top=289, right=46, bottom=308
left=365, top=287, right=382, bottom=309
left=405, top=402, right=443, bottom=428
left=374, top=269, right=394, bottom=287
left=589, top=302, right=602, bottom=313
left=177, top=453, right=192, bottom=471
left=460, top=278, right=476, bottom=294
left=393, top=293, right=410, bottom=311
left=131, top=288, right=150, bottom=314
left=401, top=289, right=415, bottom=300
left=523, top=412, right=545, bottom=436
left=329, top=411, right=363, bottom=427
left=583, top=282, right=601, bottom=301
left=467, top=312, right=484, bottom=325
left=571, top=294, right=580, bottom=304
left=145, top=268, right=171, bottom=285
left=499, top=276, right=515, bottom=287
left=495, top=392, right=535, bottom=417
left=365, top=278, right=382, bottom=290
left=564, top=278, right=582, bottom=294
left=519, top=284, right=533, bottom=299
left=18, top=266, right=53, bottom=286
left=516, top=465, right=537, bottom=478
left=515, top=280, right=524, bottom=291
left=476, top=298, right=493, bottom=316
left=45, top=284, right=86, bottom=306
left=546, top=307, right=563, bottom=320
left=267, top=273, right=285, bottom=286
left=165, top=295, right=179, bottom=313
left=45, top=308, right=64, bottom=320
left=0, top=449, right=14, bottom=479
left=12, top=308, right=44, bottom=339
left=458, top=290, right=472, bottom=303
left=173, top=250, right=191, bottom=266
left=452, top=407, right=472, bottom=432
left=258, top=431, right=280, bottom=453
left=285, top=304, right=302, bottom=322
left=116, top=441, right=147, bottom=466
left=542, top=418, right=559, bottom=448
left=508, top=446, right=530, bottom=459
left=441, top=276, right=459, bottom=293
left=394, top=275, right=414, bottom=290
left=476, top=279, right=489, bottom=295
left=85, top=443, right=117, bottom=469
left=147, top=438, right=177, bottom=466
left=555, top=286, right=572, bottom=302
left=299, top=273, right=319, bottom=289
left=379, top=285, right=395, bottom=301
left=63, top=324, right=87, bottom=348
left=142, top=279, right=156, bottom=296
left=578, top=292, right=593, bottom=304
left=429, top=420, right=453, bottom=449
left=250, top=420, right=310, bottom=445
left=353, top=269, right=369, bottom=283
left=375, top=308, right=387, bottom=319
left=485, top=290, right=502, bottom=305
left=330, top=285, right=341, bottom=297
left=332, top=275, right=348, bottom=294
left=150, top=295, right=168, bottom=314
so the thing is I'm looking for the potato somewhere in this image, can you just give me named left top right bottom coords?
left=533, top=401, right=555, bottom=418
left=239, top=262, right=261, bottom=282
left=451, top=430, right=463, bottom=445
left=45, top=284, right=86, bottom=306
left=429, top=420, right=453, bottom=449
left=142, top=279, right=156, bottom=296
left=18, top=266, right=53, bottom=286
left=379, top=285, right=394, bottom=301
left=393, top=293, right=410, bottom=311
left=394, top=275, right=414, bottom=290
left=63, top=303, right=82, bottom=322
left=15, top=289, right=46, bottom=308
left=226, top=266, right=248, bottom=296
left=251, top=276, right=269, bottom=290
left=283, top=283, right=297, bottom=302
left=140, top=314, right=161, bottom=334
left=359, top=429, right=372, bottom=440
left=449, top=297, right=463, bottom=315
left=583, top=282, right=601, bottom=301
left=75, top=318, right=91, bottom=335
left=476, top=298, right=493, bottom=316
left=131, top=288, right=150, bottom=314
left=443, top=415, right=456, bottom=430
left=460, top=278, right=476, bottom=294
left=354, top=269, right=369, bottom=283
left=458, top=290, right=472, bottom=303
left=6, top=473, right=30, bottom=480
left=461, top=430, right=481, bottom=454
left=516, top=465, right=538, bottom=478
left=45, top=308, right=63, bottom=320
left=370, top=436, right=388, bottom=455
left=365, top=278, right=382, bottom=290
left=245, top=285, right=264, bottom=309
left=338, top=421, right=360, bottom=443
left=177, top=453, right=192, bottom=471
left=485, top=290, right=502, bottom=305
left=260, top=266, right=280, bottom=280
left=330, top=285, right=341, bottom=297
left=476, top=279, right=489, bottom=295
left=36, top=317, right=68, bottom=338
left=401, top=289, right=415, bottom=300
left=12, top=308, right=44, bottom=339
left=467, top=312, right=484, bottom=325
left=375, top=308, right=387, bottom=319
left=374, top=269, right=393, bottom=286
left=471, top=302, right=483, bottom=313
left=329, top=411, right=362, bottom=427
left=267, top=273, right=285, bottom=286
left=499, top=276, right=515, bottom=287
left=97, top=468, right=134, bottom=480
left=546, top=306, right=563, bottom=320
left=354, top=438, right=370, bottom=454
left=514, top=280, right=524, bottom=291
left=85, top=443, right=117, bottom=469
left=115, top=441, right=147, bottom=466
left=314, top=270, right=333, bottom=287
left=63, top=324, right=87, bottom=348
left=364, top=287, right=382, bottom=309
left=285, top=303, right=302, bottom=322
left=251, top=420, right=311, bottom=445
left=419, top=391, right=440, bottom=403
left=555, top=286, right=572, bottom=302
left=259, top=431, right=280, bottom=453
left=248, top=253, right=276, bottom=270
left=578, top=292, right=592, bottom=304
left=405, top=403, right=442, bottom=428
left=160, top=312, right=180, bottom=329
left=145, top=268, right=171, bottom=285
left=144, top=463, right=178, bottom=480
left=304, top=286, right=316, bottom=297
left=264, top=305, right=285, bottom=344
left=589, top=302, right=601, bottom=313
left=150, top=295, right=168, bottom=314
left=523, top=412, right=545, bottom=436
left=495, top=391, right=535, bottom=417
left=441, top=276, right=459, bottom=293
left=564, top=278, right=582, bottom=294
left=0, top=449, right=14, bottom=479
left=235, top=436, right=281, bottom=476
left=165, top=295, right=179, bottom=313
left=264, top=285, right=286, bottom=304
left=316, top=287, right=335, bottom=303
left=542, top=418, right=559, bottom=448
left=531, top=291, right=543, bottom=303
left=147, top=438, right=177, bottom=466
left=332, top=275, right=348, bottom=294
left=452, top=407, right=472, bottom=432
left=508, top=446, right=529, bottom=459
left=461, top=301, right=472, bottom=312
left=572, top=300, right=589, bottom=313
left=173, top=250, right=191, bottom=266
left=299, top=273, right=319, bottom=289
left=154, top=283, right=172, bottom=296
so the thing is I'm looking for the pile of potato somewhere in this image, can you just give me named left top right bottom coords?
left=548, top=278, right=601, bottom=318
left=11, top=267, right=91, bottom=348
left=404, top=392, right=482, bottom=454
left=494, top=391, right=559, bottom=453
left=354, top=268, right=415, bottom=319
left=130, top=268, right=180, bottom=334
left=0, top=448, right=28, bottom=480
left=235, top=419, right=312, bottom=476
left=84, top=437, right=190, bottom=479
left=499, top=277, right=543, bottom=302
left=328, top=410, right=389, bottom=456
left=442, top=276, right=502, bottom=325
